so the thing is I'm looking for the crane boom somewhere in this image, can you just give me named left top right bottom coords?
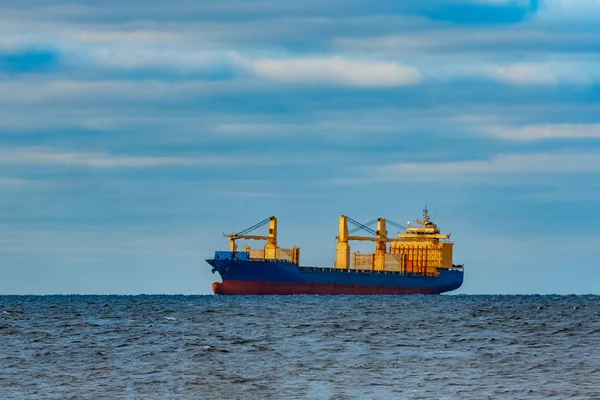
left=228, top=235, right=270, bottom=241
left=225, top=216, right=278, bottom=255
left=234, top=217, right=271, bottom=236
left=346, top=216, right=378, bottom=236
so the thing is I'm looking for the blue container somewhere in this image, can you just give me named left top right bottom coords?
left=213, top=251, right=250, bottom=261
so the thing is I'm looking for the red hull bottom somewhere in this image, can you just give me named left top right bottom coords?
left=212, top=280, right=437, bottom=295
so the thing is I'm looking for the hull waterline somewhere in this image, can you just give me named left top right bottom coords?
left=207, top=258, right=463, bottom=295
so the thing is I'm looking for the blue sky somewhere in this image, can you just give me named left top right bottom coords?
left=1, top=0, right=600, bottom=294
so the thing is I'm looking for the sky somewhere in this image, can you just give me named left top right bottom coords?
left=1, top=0, right=600, bottom=295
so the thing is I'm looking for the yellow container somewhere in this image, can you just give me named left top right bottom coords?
left=353, top=253, right=374, bottom=270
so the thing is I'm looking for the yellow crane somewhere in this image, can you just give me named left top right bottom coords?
left=224, top=216, right=300, bottom=263
left=336, top=215, right=398, bottom=270
left=225, top=216, right=278, bottom=258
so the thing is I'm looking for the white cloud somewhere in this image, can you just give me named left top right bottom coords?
left=0, top=80, right=245, bottom=105
left=487, top=63, right=559, bottom=85
left=74, top=30, right=186, bottom=44
left=379, top=152, right=600, bottom=178
left=329, top=152, right=600, bottom=185
left=0, top=147, right=260, bottom=168
left=333, top=28, right=600, bottom=68
left=486, top=63, right=590, bottom=85
left=486, top=123, right=600, bottom=141
left=334, top=30, right=600, bottom=86
left=0, top=178, right=32, bottom=186
left=0, top=147, right=315, bottom=168
left=251, top=57, right=421, bottom=87
left=213, top=119, right=405, bottom=136
left=333, top=29, right=551, bottom=53
left=88, top=47, right=245, bottom=70
left=0, top=147, right=198, bottom=167
left=536, top=0, right=600, bottom=21
left=426, top=60, right=598, bottom=86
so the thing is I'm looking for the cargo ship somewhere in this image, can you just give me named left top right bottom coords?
left=206, top=208, right=463, bottom=295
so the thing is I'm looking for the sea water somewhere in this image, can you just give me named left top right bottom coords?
left=1, top=295, right=599, bottom=399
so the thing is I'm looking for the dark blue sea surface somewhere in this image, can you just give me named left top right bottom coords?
left=1, top=295, right=599, bottom=399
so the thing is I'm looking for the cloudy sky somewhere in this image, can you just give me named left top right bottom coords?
left=1, top=0, right=599, bottom=294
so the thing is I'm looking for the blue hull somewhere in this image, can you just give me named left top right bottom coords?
left=206, top=252, right=463, bottom=295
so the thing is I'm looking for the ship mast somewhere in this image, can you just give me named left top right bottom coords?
left=416, top=205, right=431, bottom=226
